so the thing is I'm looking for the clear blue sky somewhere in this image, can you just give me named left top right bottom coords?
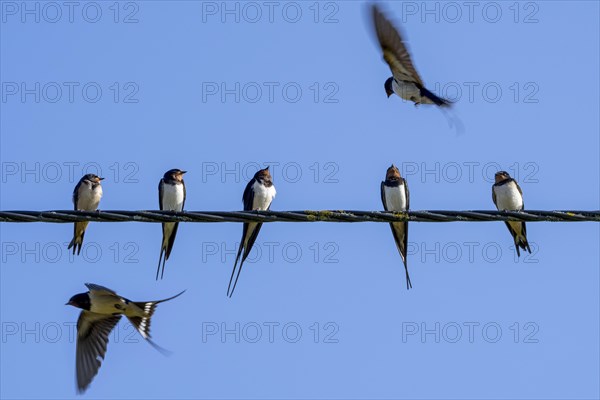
left=1, top=1, right=599, bottom=399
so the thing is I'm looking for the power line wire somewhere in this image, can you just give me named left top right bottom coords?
left=0, top=210, right=598, bottom=223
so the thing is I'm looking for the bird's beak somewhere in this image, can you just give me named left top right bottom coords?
left=65, top=301, right=72, bottom=306
left=181, top=171, right=187, bottom=174
left=98, top=177, right=105, bottom=181
left=386, top=93, right=392, bottom=98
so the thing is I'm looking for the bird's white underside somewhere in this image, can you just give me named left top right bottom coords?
left=241, top=181, right=276, bottom=248
left=161, top=183, right=185, bottom=211
left=392, top=79, right=435, bottom=105
left=251, top=180, right=276, bottom=211
left=76, top=182, right=102, bottom=211
left=494, top=182, right=523, bottom=211
left=384, top=184, right=407, bottom=211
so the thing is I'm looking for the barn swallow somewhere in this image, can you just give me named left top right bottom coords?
left=68, top=174, right=104, bottom=255
left=156, top=169, right=187, bottom=280
left=227, top=167, right=276, bottom=297
left=66, top=283, right=185, bottom=393
left=492, top=171, right=531, bottom=257
left=381, top=165, right=412, bottom=289
left=371, top=4, right=451, bottom=107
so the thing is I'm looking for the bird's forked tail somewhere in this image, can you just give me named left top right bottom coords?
left=126, top=290, right=185, bottom=354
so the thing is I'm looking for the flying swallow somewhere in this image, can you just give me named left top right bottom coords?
left=156, top=169, right=187, bottom=280
left=371, top=4, right=451, bottom=107
left=227, top=167, right=276, bottom=297
left=492, top=171, right=531, bottom=257
left=381, top=164, right=412, bottom=289
left=68, top=174, right=104, bottom=255
left=66, top=283, right=185, bottom=393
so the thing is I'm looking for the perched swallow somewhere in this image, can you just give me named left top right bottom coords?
left=492, top=171, right=531, bottom=257
left=66, top=283, right=185, bottom=393
left=68, top=174, right=104, bottom=255
left=156, top=169, right=187, bottom=280
left=381, top=164, right=412, bottom=289
left=227, top=167, right=276, bottom=297
left=371, top=4, right=451, bottom=107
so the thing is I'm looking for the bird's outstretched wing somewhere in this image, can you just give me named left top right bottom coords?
left=84, top=283, right=117, bottom=295
left=372, top=4, right=424, bottom=86
left=76, top=311, right=121, bottom=393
